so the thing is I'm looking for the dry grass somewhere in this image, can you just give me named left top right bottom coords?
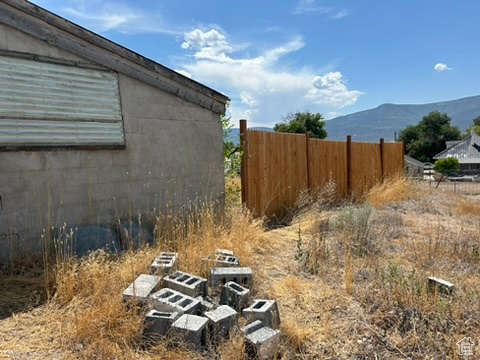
left=366, top=175, right=420, bottom=208
left=454, top=197, right=480, bottom=217
left=0, top=204, right=265, bottom=360
left=3, top=176, right=480, bottom=359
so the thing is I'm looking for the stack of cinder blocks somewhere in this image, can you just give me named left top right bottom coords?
left=121, top=249, right=282, bottom=358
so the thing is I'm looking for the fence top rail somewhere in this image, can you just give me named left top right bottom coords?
left=245, top=129, right=306, bottom=137
left=244, top=128, right=403, bottom=145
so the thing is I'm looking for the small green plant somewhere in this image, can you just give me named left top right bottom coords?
left=333, top=204, right=374, bottom=257
left=294, top=224, right=305, bottom=263
left=295, top=221, right=330, bottom=274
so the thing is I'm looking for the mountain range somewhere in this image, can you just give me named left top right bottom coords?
left=228, top=95, right=480, bottom=144
left=325, top=94, right=480, bottom=142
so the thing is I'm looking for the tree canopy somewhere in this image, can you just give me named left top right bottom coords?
left=398, top=111, right=461, bottom=163
left=274, top=112, right=327, bottom=139
left=462, top=115, right=480, bottom=137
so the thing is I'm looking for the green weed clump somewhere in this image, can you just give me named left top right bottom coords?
left=333, top=204, right=374, bottom=257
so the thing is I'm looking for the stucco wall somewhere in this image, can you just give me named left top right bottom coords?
left=0, top=24, right=224, bottom=258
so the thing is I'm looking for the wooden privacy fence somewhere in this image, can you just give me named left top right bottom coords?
left=239, top=120, right=404, bottom=218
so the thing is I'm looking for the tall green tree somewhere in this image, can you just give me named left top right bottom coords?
left=274, top=112, right=327, bottom=139
left=398, top=111, right=461, bottom=163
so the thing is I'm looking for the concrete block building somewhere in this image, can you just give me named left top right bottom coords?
left=0, top=1, right=228, bottom=257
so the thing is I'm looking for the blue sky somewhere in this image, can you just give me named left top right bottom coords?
left=31, top=0, right=480, bottom=128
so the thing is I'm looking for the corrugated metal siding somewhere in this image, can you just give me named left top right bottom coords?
left=0, top=55, right=124, bottom=146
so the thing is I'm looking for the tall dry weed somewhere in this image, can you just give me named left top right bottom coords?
left=45, top=204, right=264, bottom=359
left=366, top=175, right=419, bottom=208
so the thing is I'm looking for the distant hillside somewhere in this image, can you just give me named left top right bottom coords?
left=325, top=95, right=480, bottom=142
left=227, top=127, right=273, bottom=145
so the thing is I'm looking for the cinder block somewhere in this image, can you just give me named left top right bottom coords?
left=150, top=288, right=200, bottom=315
left=428, top=276, right=454, bottom=294
left=163, top=271, right=208, bottom=297
left=216, top=249, right=234, bottom=256
left=196, top=295, right=217, bottom=314
left=122, top=274, right=161, bottom=302
left=171, top=314, right=210, bottom=350
left=144, top=310, right=179, bottom=338
left=205, top=305, right=238, bottom=341
left=242, top=320, right=280, bottom=360
left=204, top=253, right=241, bottom=267
left=220, top=281, right=250, bottom=311
left=242, top=300, right=281, bottom=329
left=210, top=267, right=252, bottom=288
left=151, top=252, right=178, bottom=274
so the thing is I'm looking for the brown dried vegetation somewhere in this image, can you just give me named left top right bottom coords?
left=2, top=177, right=480, bottom=359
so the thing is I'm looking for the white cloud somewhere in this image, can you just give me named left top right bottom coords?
left=181, top=29, right=233, bottom=62
left=434, top=63, right=452, bottom=72
left=330, top=10, right=350, bottom=20
left=179, top=29, right=363, bottom=124
left=35, top=0, right=181, bottom=35
left=293, top=0, right=331, bottom=15
left=306, top=72, right=363, bottom=108
left=293, top=0, right=349, bottom=19
left=240, top=92, right=258, bottom=106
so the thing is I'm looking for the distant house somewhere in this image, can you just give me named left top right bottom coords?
left=404, top=155, right=424, bottom=177
left=434, top=132, right=480, bottom=173
left=0, top=0, right=228, bottom=258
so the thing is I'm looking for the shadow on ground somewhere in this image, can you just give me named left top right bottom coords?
left=0, top=268, right=47, bottom=320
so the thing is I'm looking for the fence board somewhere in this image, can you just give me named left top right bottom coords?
left=242, top=127, right=404, bottom=217
left=351, top=142, right=382, bottom=198
left=244, top=130, right=307, bottom=217
left=383, top=142, right=404, bottom=177
left=309, top=139, right=347, bottom=197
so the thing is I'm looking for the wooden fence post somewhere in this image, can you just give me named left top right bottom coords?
left=346, top=135, right=352, bottom=196
left=305, top=133, right=311, bottom=190
left=240, top=119, right=248, bottom=205
left=380, top=138, right=385, bottom=180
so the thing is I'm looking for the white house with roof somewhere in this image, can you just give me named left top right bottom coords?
left=434, top=132, right=480, bottom=172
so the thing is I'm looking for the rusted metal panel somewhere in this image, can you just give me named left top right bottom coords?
left=0, top=55, right=124, bottom=146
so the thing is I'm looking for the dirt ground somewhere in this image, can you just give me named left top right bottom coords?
left=1, top=179, right=480, bottom=359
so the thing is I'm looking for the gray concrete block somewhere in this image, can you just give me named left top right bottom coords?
left=144, top=310, right=179, bottom=338
left=163, top=271, right=208, bottom=297
left=242, top=300, right=281, bottom=329
left=204, top=253, right=241, bottom=267
left=220, top=281, right=250, bottom=311
left=216, top=249, right=234, bottom=256
left=150, top=288, right=200, bottom=315
left=151, top=252, right=178, bottom=274
left=242, top=320, right=281, bottom=360
left=428, top=276, right=454, bottom=294
left=210, top=267, right=252, bottom=288
left=205, top=305, right=238, bottom=341
left=196, top=295, right=217, bottom=314
left=171, top=314, right=210, bottom=350
left=123, top=274, right=162, bottom=302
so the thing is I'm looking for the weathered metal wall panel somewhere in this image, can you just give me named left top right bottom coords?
left=0, top=55, right=124, bottom=146
left=0, top=119, right=124, bottom=146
